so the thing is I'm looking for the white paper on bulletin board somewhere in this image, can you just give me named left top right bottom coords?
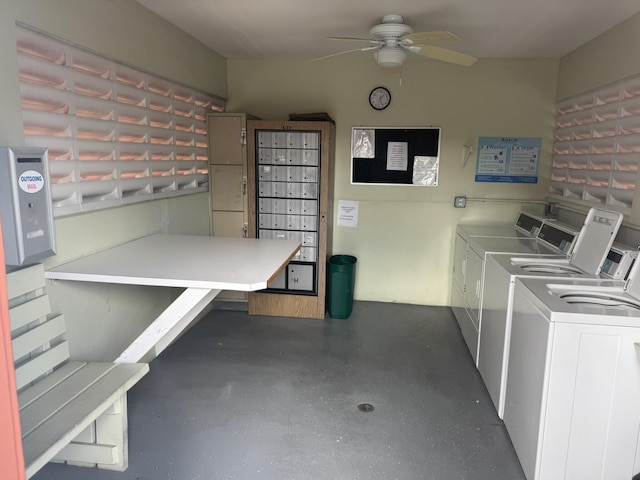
left=475, top=136, right=541, bottom=184
left=386, top=142, right=408, bottom=171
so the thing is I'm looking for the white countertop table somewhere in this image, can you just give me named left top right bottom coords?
left=45, top=234, right=300, bottom=363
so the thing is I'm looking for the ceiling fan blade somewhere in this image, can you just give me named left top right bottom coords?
left=326, top=36, right=372, bottom=42
left=308, top=45, right=381, bottom=63
left=401, top=31, right=461, bottom=45
left=409, top=44, right=477, bottom=67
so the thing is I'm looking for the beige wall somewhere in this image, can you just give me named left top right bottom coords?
left=228, top=57, right=559, bottom=305
left=0, top=0, right=226, bottom=360
left=557, top=11, right=640, bottom=101
left=556, top=11, right=640, bottom=229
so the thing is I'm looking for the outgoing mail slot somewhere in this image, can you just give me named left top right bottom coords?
left=0, top=146, right=57, bottom=266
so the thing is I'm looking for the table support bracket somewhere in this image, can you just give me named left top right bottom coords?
left=114, top=287, right=221, bottom=364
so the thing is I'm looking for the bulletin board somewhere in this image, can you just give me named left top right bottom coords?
left=351, top=127, right=441, bottom=186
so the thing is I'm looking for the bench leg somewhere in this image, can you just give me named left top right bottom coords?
left=52, top=394, right=130, bottom=471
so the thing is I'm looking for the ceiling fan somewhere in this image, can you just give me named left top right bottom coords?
left=311, top=14, right=477, bottom=69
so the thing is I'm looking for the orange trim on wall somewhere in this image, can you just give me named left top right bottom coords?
left=0, top=217, right=26, bottom=480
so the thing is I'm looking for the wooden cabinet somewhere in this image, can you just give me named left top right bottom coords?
left=247, top=120, right=334, bottom=319
left=207, top=113, right=257, bottom=302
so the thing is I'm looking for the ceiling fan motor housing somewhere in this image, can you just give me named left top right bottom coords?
left=369, top=15, right=413, bottom=67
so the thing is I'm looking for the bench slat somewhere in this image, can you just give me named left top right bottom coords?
left=21, top=363, right=123, bottom=435
left=7, top=264, right=46, bottom=300
left=18, top=362, right=85, bottom=408
left=14, top=341, right=70, bottom=391
left=9, top=295, right=51, bottom=331
left=22, top=362, right=149, bottom=478
left=54, top=442, right=117, bottom=465
left=13, top=314, right=66, bottom=361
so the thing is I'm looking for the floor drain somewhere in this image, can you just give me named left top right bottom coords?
left=357, top=403, right=374, bottom=413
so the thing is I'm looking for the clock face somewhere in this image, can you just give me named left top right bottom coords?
left=369, top=87, right=391, bottom=110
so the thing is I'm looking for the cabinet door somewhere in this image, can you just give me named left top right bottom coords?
left=208, top=115, right=245, bottom=165
left=210, top=165, right=243, bottom=211
left=208, top=113, right=255, bottom=301
left=211, top=212, right=245, bottom=237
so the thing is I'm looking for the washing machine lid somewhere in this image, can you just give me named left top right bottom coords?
left=567, top=208, right=623, bottom=275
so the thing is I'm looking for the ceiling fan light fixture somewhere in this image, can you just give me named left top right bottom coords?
left=374, top=47, right=407, bottom=68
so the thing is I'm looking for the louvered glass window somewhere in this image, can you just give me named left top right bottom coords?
left=16, top=25, right=225, bottom=217
left=551, top=76, right=640, bottom=211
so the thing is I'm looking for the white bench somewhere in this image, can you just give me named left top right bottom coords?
left=8, top=264, right=149, bottom=479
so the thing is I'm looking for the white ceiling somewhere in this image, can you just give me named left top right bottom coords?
left=136, top=0, right=640, bottom=62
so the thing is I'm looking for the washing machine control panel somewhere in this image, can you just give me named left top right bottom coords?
left=536, top=222, right=578, bottom=254
left=600, top=245, right=638, bottom=280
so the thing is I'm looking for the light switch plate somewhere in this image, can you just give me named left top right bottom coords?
left=454, top=196, right=466, bottom=208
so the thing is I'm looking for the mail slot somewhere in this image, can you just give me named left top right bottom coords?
left=0, top=146, right=56, bottom=266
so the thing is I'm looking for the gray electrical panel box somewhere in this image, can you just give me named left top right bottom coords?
left=0, top=146, right=56, bottom=266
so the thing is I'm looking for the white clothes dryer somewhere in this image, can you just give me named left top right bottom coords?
left=478, top=207, right=624, bottom=418
left=504, top=271, right=640, bottom=480
left=452, top=227, right=571, bottom=365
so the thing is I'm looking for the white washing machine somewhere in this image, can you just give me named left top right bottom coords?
left=452, top=222, right=575, bottom=365
left=479, top=207, right=624, bottom=418
left=503, top=270, right=640, bottom=480
left=457, top=211, right=549, bottom=240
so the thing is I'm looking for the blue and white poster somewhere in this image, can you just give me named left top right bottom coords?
left=475, top=137, right=541, bottom=183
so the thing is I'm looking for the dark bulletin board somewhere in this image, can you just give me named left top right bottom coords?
left=351, top=127, right=441, bottom=185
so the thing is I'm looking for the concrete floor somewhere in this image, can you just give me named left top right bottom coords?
left=32, top=301, right=526, bottom=480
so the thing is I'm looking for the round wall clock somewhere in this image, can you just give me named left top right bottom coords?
left=369, top=86, right=391, bottom=110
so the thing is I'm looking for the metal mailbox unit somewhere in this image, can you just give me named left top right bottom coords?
left=0, top=146, right=56, bottom=266
left=247, top=120, right=335, bottom=319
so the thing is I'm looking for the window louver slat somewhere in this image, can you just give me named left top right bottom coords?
left=16, top=25, right=225, bottom=217
left=552, top=75, right=640, bottom=211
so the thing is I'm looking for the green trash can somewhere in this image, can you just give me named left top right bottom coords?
left=327, top=255, right=357, bottom=319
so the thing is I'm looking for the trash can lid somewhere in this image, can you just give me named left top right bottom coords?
left=329, top=255, right=357, bottom=265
